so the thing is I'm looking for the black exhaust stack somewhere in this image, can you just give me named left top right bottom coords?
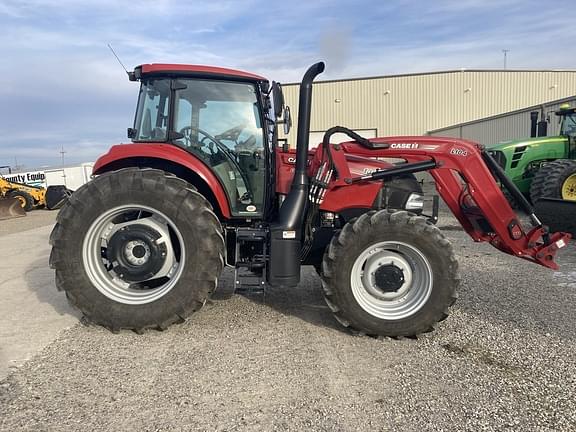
left=537, top=105, right=548, bottom=137
left=537, top=119, right=548, bottom=137
left=268, top=62, right=325, bottom=287
left=530, top=111, right=538, bottom=138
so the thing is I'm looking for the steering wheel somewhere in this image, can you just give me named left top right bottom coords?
left=181, top=126, right=242, bottom=157
left=178, top=126, right=253, bottom=203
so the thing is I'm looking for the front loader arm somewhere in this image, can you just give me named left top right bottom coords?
left=333, top=136, right=570, bottom=270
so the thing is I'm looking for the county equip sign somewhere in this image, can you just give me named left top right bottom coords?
left=3, top=171, right=47, bottom=188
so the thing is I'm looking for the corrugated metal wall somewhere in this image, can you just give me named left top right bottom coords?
left=281, top=70, right=576, bottom=146
left=429, top=97, right=576, bottom=146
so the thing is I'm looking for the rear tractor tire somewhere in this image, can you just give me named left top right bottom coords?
left=321, top=210, right=459, bottom=337
left=49, top=168, right=225, bottom=332
left=530, top=159, right=576, bottom=202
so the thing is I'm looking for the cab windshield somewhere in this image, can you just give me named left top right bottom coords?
left=560, top=113, right=576, bottom=136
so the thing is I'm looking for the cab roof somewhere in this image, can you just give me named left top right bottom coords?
left=556, top=107, right=576, bottom=116
left=134, top=63, right=268, bottom=83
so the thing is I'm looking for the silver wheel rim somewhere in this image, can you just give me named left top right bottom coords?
left=82, top=205, right=185, bottom=305
left=350, top=241, right=433, bottom=320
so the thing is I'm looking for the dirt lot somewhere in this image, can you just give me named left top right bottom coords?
left=0, top=207, right=575, bottom=431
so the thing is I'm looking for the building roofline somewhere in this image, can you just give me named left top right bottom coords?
left=283, top=68, right=576, bottom=86
left=427, top=94, right=576, bottom=134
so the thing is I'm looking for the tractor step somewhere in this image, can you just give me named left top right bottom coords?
left=234, top=227, right=268, bottom=292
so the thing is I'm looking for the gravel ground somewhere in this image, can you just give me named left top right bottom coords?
left=1, top=221, right=575, bottom=431
left=0, top=209, right=58, bottom=236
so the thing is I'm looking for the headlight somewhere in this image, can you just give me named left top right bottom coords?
left=405, top=193, right=424, bottom=210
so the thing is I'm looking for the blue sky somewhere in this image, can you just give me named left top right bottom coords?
left=1, top=0, right=575, bottom=169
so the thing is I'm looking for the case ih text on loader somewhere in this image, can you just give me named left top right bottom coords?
left=50, top=62, right=571, bottom=336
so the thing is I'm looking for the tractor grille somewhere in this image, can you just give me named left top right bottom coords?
left=510, top=146, right=527, bottom=168
left=487, top=150, right=507, bottom=169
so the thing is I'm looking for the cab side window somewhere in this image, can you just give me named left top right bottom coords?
left=173, top=80, right=265, bottom=216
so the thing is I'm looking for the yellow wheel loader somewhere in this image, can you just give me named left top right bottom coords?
left=0, top=176, right=46, bottom=211
left=0, top=176, right=72, bottom=219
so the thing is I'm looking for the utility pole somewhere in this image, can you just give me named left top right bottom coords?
left=60, top=145, right=67, bottom=186
left=502, top=49, right=510, bottom=69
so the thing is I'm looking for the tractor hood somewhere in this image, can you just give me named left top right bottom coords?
left=490, top=135, right=566, bottom=152
left=487, top=134, right=569, bottom=195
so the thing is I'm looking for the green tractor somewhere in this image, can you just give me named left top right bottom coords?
left=487, top=103, right=576, bottom=234
left=488, top=103, right=576, bottom=202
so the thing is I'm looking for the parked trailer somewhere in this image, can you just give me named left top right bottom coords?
left=44, top=163, right=94, bottom=191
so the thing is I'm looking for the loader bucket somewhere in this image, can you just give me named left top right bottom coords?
left=534, top=198, right=576, bottom=237
left=0, top=197, right=27, bottom=220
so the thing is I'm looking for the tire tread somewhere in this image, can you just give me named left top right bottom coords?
left=321, top=210, right=459, bottom=337
left=50, top=168, right=224, bottom=333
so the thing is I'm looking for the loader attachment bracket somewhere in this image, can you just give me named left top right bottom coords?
left=524, top=228, right=570, bottom=270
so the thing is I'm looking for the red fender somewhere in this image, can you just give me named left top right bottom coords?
left=93, top=143, right=232, bottom=218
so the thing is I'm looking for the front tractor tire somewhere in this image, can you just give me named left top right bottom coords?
left=530, top=159, right=576, bottom=202
left=49, top=168, right=225, bottom=332
left=321, top=210, right=458, bottom=337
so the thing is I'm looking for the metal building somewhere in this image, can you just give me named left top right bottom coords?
left=281, top=69, right=576, bottom=146
left=428, top=96, right=576, bottom=146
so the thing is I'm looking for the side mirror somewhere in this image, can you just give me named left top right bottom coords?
left=272, top=81, right=285, bottom=118
left=283, top=106, right=292, bottom=135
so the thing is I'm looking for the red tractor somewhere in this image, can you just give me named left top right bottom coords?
left=50, top=62, right=570, bottom=336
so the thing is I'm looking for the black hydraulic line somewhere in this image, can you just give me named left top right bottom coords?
left=348, top=160, right=437, bottom=183
left=322, top=126, right=374, bottom=179
left=323, top=126, right=372, bottom=148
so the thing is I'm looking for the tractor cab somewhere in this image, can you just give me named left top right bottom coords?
left=557, top=104, right=576, bottom=158
left=128, top=64, right=282, bottom=217
left=557, top=104, right=576, bottom=136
